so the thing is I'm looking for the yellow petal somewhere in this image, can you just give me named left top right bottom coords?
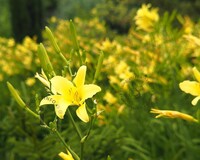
left=76, top=103, right=89, bottom=122
left=40, top=95, right=61, bottom=106
left=50, top=76, right=73, bottom=95
left=192, top=96, right=200, bottom=105
left=179, top=80, right=200, bottom=96
left=81, top=84, right=101, bottom=101
left=73, top=65, right=86, bottom=87
left=193, top=67, right=200, bottom=83
left=55, top=103, right=70, bottom=119
left=40, top=95, right=70, bottom=119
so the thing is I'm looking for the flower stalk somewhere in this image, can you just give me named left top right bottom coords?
left=93, top=51, right=104, bottom=83
left=67, top=109, right=83, bottom=139
left=54, top=130, right=80, bottom=160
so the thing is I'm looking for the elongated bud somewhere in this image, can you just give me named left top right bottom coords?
left=7, top=82, right=26, bottom=108
left=107, top=155, right=112, bottom=160
left=7, top=82, right=40, bottom=119
left=80, top=135, right=87, bottom=143
left=37, top=43, right=55, bottom=77
left=93, top=51, right=104, bottom=83
left=45, top=26, right=61, bottom=53
left=69, top=20, right=79, bottom=51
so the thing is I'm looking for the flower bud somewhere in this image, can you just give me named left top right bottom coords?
left=7, top=82, right=26, bottom=108
left=37, top=43, right=55, bottom=77
left=45, top=26, right=61, bottom=53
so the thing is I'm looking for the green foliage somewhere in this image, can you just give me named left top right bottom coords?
left=0, top=0, right=11, bottom=37
left=94, top=0, right=200, bottom=34
left=54, top=0, right=102, bottom=20
left=1, top=4, right=200, bottom=160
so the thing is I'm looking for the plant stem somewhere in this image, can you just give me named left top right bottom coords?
left=54, top=130, right=80, bottom=160
left=59, top=50, right=70, bottom=66
left=76, top=49, right=83, bottom=66
left=25, top=106, right=40, bottom=120
left=80, top=142, right=84, bottom=160
left=67, top=109, right=83, bottom=139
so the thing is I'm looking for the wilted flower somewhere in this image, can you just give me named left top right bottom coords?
left=39, top=65, right=101, bottom=122
left=135, top=4, right=159, bottom=32
left=35, top=69, right=50, bottom=88
left=151, top=108, right=198, bottom=122
left=179, top=67, right=200, bottom=105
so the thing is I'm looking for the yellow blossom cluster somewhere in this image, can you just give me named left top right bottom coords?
left=134, top=4, right=159, bottom=32
left=3, top=3, right=200, bottom=125
left=0, top=36, right=39, bottom=82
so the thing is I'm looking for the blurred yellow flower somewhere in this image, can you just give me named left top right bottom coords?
left=108, top=75, right=120, bottom=84
left=183, top=16, right=193, bottom=34
left=25, top=77, right=36, bottom=86
left=115, top=61, right=134, bottom=80
left=7, top=38, right=15, bottom=47
left=179, top=67, right=200, bottom=105
left=40, top=65, right=101, bottom=122
left=142, top=34, right=151, bottom=43
left=178, top=16, right=193, bottom=34
left=154, top=34, right=163, bottom=46
left=50, top=16, right=57, bottom=23
left=184, top=34, right=200, bottom=46
left=103, top=91, right=117, bottom=104
left=58, top=150, right=74, bottom=160
left=151, top=108, right=198, bottom=122
left=135, top=4, right=159, bottom=32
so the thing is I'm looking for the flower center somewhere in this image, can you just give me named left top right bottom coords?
left=67, top=87, right=82, bottom=105
left=73, top=90, right=82, bottom=105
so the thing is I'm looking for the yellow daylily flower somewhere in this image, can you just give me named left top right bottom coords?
left=58, top=150, right=74, bottom=160
left=179, top=67, right=200, bottom=105
left=151, top=108, right=198, bottom=122
left=39, top=65, right=101, bottom=122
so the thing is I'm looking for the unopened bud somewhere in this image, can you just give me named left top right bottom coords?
left=45, top=26, right=61, bottom=53
left=7, top=82, right=26, bottom=108
left=37, top=43, right=55, bottom=77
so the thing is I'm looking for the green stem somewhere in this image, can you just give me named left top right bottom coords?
left=25, top=106, right=40, bottom=120
left=76, top=49, right=83, bottom=65
left=85, top=115, right=95, bottom=141
left=59, top=51, right=70, bottom=66
left=93, top=51, right=104, bottom=84
left=54, top=130, right=80, bottom=160
left=80, top=142, right=84, bottom=160
left=79, top=107, right=97, bottom=160
left=67, top=109, right=83, bottom=139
